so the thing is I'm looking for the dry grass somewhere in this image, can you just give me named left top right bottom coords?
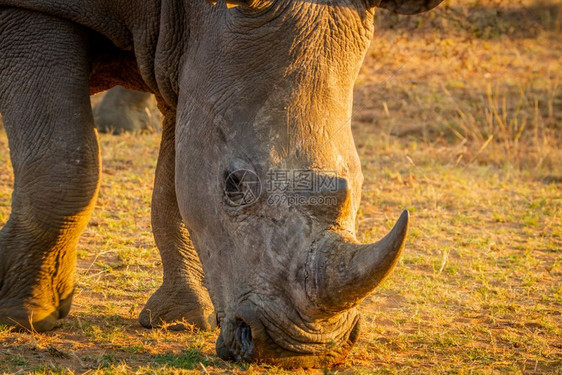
left=1, top=0, right=561, bottom=373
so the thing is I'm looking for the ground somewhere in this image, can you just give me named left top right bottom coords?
left=0, top=0, right=561, bottom=373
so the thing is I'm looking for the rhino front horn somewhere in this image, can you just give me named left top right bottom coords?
left=309, top=210, right=409, bottom=314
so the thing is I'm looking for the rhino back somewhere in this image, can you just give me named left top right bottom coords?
left=0, top=0, right=178, bottom=98
left=0, top=0, right=137, bottom=49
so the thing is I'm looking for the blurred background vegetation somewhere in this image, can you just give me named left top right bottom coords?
left=356, top=0, right=561, bottom=172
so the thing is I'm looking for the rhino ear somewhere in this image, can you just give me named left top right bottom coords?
left=372, top=0, right=444, bottom=14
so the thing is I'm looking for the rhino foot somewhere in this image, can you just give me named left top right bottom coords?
left=139, top=285, right=215, bottom=331
left=0, top=291, right=74, bottom=332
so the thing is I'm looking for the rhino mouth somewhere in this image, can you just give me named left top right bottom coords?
left=233, top=319, right=255, bottom=360
left=216, top=319, right=253, bottom=362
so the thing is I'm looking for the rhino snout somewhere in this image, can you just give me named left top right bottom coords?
left=214, top=300, right=363, bottom=368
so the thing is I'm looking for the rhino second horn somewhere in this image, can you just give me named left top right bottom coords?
left=310, top=210, right=409, bottom=314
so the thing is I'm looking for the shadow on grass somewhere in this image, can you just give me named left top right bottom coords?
left=24, top=313, right=231, bottom=372
left=150, top=349, right=221, bottom=370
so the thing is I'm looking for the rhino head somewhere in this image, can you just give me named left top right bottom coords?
left=174, top=0, right=442, bottom=367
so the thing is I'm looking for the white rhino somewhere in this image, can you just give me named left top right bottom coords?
left=0, top=0, right=442, bottom=367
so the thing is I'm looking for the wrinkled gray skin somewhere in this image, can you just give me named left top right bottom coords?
left=0, top=0, right=442, bottom=368
left=94, top=86, right=161, bottom=134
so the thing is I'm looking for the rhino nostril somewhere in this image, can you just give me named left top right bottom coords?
left=234, top=318, right=254, bottom=359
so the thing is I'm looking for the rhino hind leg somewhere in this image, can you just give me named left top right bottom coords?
left=94, top=86, right=160, bottom=134
left=0, top=9, right=99, bottom=331
left=139, top=112, right=215, bottom=331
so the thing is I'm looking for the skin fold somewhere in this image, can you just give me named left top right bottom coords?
left=0, top=0, right=442, bottom=368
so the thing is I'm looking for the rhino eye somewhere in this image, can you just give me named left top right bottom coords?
left=223, top=169, right=262, bottom=207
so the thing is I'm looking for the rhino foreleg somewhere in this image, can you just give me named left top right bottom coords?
left=0, top=9, right=99, bottom=331
left=139, top=110, right=215, bottom=331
